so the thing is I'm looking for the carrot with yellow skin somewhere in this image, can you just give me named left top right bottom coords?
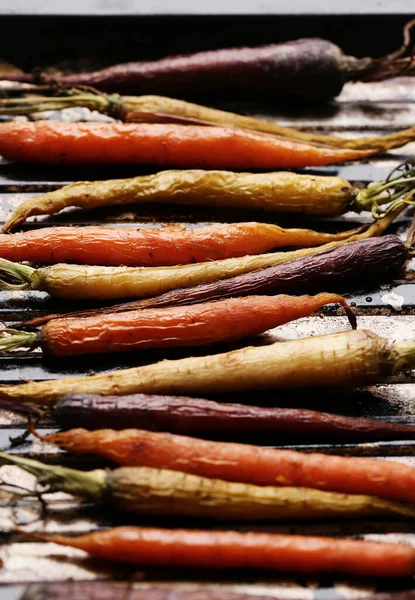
left=0, top=330, right=413, bottom=408
left=0, top=209, right=402, bottom=300
left=0, top=222, right=367, bottom=266
left=14, top=526, right=415, bottom=577
left=4, top=91, right=415, bottom=153
left=0, top=293, right=355, bottom=356
left=3, top=451, right=415, bottom=521
left=3, top=167, right=411, bottom=232
left=42, top=427, right=415, bottom=506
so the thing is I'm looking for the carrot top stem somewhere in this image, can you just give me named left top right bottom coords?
left=394, top=340, right=415, bottom=372
left=0, top=450, right=106, bottom=501
left=0, top=327, right=37, bottom=352
left=355, top=162, right=415, bottom=217
left=0, top=259, right=35, bottom=290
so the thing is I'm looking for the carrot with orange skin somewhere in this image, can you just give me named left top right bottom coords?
left=42, top=427, right=415, bottom=506
left=15, top=526, right=415, bottom=577
left=0, top=222, right=366, bottom=267
left=0, top=121, right=374, bottom=168
left=0, top=293, right=355, bottom=356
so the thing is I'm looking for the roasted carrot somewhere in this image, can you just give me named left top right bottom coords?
left=0, top=121, right=375, bottom=168
left=4, top=164, right=415, bottom=232
left=0, top=222, right=368, bottom=266
left=3, top=27, right=415, bottom=102
left=3, top=451, right=415, bottom=521
left=0, top=330, right=413, bottom=407
left=52, top=393, right=415, bottom=443
left=14, top=526, right=415, bottom=577
left=41, top=427, right=415, bottom=506
left=0, top=211, right=401, bottom=301
left=0, top=293, right=355, bottom=356
left=22, top=234, right=407, bottom=328
left=3, top=90, right=415, bottom=153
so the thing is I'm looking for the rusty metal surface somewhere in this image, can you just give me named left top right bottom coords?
left=0, top=75, right=414, bottom=598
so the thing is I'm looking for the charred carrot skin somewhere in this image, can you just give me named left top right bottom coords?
left=54, top=393, right=415, bottom=443
left=43, top=427, right=415, bottom=506
left=22, top=526, right=415, bottom=577
left=0, top=121, right=373, bottom=168
left=37, top=294, right=354, bottom=357
left=0, top=222, right=365, bottom=266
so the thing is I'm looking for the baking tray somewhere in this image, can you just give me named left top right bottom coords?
left=0, top=12, right=415, bottom=599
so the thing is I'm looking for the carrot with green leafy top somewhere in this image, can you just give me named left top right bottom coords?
left=0, top=293, right=355, bottom=356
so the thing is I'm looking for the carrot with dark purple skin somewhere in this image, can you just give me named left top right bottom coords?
left=41, top=427, right=415, bottom=505
left=0, top=222, right=367, bottom=266
left=51, top=393, right=415, bottom=443
left=0, top=293, right=355, bottom=356
left=0, top=121, right=375, bottom=168
left=14, top=526, right=415, bottom=577
left=3, top=24, right=415, bottom=102
left=0, top=210, right=403, bottom=302
left=21, top=234, right=408, bottom=328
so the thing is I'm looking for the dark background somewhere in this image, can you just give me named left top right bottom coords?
left=0, top=2, right=414, bottom=73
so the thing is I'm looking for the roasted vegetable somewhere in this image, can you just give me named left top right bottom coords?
left=0, top=293, right=354, bottom=356
left=52, top=393, right=415, bottom=443
left=2, top=28, right=415, bottom=102
left=14, top=526, right=415, bottom=577
left=24, top=233, right=406, bottom=327
left=2, top=451, right=415, bottom=521
left=0, top=330, right=413, bottom=407
left=0, top=221, right=369, bottom=266
left=0, top=121, right=374, bottom=168
left=3, top=91, right=415, bottom=153
left=0, top=211, right=403, bottom=301
left=41, top=427, right=415, bottom=505
left=4, top=164, right=415, bottom=232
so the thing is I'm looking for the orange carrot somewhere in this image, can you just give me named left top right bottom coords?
left=0, top=293, right=355, bottom=356
left=19, top=527, right=415, bottom=577
left=0, top=121, right=373, bottom=168
left=43, top=427, right=415, bottom=506
left=0, top=222, right=365, bottom=267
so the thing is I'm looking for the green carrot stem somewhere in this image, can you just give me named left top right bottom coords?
left=0, top=259, right=34, bottom=290
left=394, top=340, right=415, bottom=372
left=355, top=163, right=415, bottom=216
left=0, top=328, right=38, bottom=352
left=0, top=450, right=106, bottom=501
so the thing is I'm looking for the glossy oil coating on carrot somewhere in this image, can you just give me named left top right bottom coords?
left=0, top=121, right=373, bottom=168
left=44, top=427, right=415, bottom=506
left=40, top=293, right=354, bottom=356
left=0, top=223, right=364, bottom=266
left=29, top=526, right=415, bottom=576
